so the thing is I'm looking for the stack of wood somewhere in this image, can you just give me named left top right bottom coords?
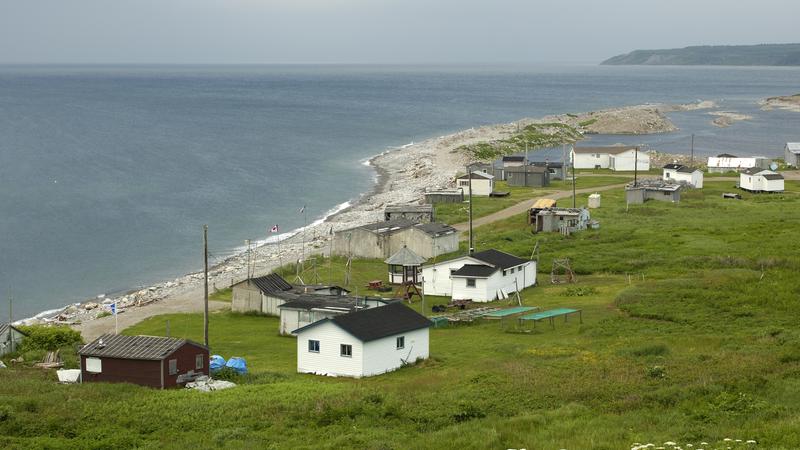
left=35, top=350, right=64, bottom=369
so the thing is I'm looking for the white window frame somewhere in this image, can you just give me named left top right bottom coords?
left=340, top=344, right=352, bottom=357
left=396, top=336, right=405, bottom=349
left=466, top=278, right=476, bottom=287
left=85, top=357, right=102, bottom=373
left=308, top=340, right=320, bottom=353
left=168, top=359, right=177, bottom=375
left=195, top=354, right=204, bottom=370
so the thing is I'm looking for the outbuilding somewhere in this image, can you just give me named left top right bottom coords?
left=294, top=302, right=431, bottom=378
left=79, top=334, right=209, bottom=389
left=456, top=171, right=495, bottom=196
left=625, top=182, right=682, bottom=204
left=571, top=146, right=650, bottom=171
left=0, top=323, right=27, bottom=357
left=424, top=189, right=464, bottom=204
left=784, top=143, right=800, bottom=167
left=530, top=161, right=565, bottom=180
left=231, top=273, right=293, bottom=316
left=505, top=165, right=550, bottom=187
left=384, top=204, right=435, bottom=223
left=421, top=249, right=537, bottom=301
left=385, top=246, right=426, bottom=285
left=707, top=154, right=771, bottom=173
left=662, top=164, right=704, bottom=188
left=739, top=168, right=784, bottom=193
left=332, top=220, right=458, bottom=260
left=531, top=207, right=593, bottom=234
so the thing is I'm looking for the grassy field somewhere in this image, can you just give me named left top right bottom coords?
left=2, top=180, right=800, bottom=449
left=434, top=176, right=632, bottom=225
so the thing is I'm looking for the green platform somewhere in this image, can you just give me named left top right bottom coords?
left=482, top=306, right=538, bottom=318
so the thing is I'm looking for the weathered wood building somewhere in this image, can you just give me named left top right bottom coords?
left=384, top=204, right=435, bottom=223
left=331, top=219, right=458, bottom=259
left=231, top=273, right=294, bottom=316
left=505, top=165, right=551, bottom=187
left=79, top=334, right=209, bottom=389
left=0, top=323, right=27, bottom=357
left=625, top=182, right=682, bottom=204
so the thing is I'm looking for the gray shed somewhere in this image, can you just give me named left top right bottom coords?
left=505, top=165, right=551, bottom=187
left=424, top=189, right=464, bottom=204
left=384, top=204, right=435, bottom=223
left=530, top=161, right=565, bottom=180
left=0, top=323, right=27, bottom=357
left=231, top=273, right=294, bottom=315
left=625, top=182, right=682, bottom=204
left=785, top=143, right=800, bottom=167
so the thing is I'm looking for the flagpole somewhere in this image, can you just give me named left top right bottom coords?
left=114, top=301, right=118, bottom=335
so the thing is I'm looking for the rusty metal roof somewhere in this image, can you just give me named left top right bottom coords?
left=79, top=334, right=207, bottom=361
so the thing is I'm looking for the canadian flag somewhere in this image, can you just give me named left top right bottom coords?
left=269, top=224, right=279, bottom=233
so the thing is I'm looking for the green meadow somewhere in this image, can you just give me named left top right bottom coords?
left=2, top=179, right=800, bottom=449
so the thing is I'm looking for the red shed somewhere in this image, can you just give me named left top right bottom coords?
left=79, top=334, right=209, bottom=389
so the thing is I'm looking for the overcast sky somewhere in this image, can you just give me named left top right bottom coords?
left=1, top=0, right=798, bottom=64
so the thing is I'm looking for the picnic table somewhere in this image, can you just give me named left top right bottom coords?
left=366, top=280, right=384, bottom=289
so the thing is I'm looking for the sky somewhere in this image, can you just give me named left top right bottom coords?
left=1, top=0, right=798, bottom=64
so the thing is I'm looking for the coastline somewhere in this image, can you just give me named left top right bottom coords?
left=22, top=100, right=714, bottom=339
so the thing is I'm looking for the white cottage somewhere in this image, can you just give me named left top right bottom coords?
left=456, top=171, right=494, bottom=196
left=0, top=323, right=27, bottom=357
left=662, top=164, right=704, bottom=188
left=739, top=168, right=784, bottom=193
left=571, top=146, right=649, bottom=171
left=707, top=154, right=770, bottom=173
left=421, top=249, right=537, bottom=302
left=294, top=302, right=431, bottom=378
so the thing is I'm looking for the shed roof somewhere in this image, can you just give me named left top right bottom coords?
left=743, top=167, right=768, bottom=175
left=716, top=153, right=738, bottom=158
left=278, top=296, right=364, bottom=312
left=573, top=146, right=637, bottom=155
left=451, top=264, right=497, bottom=278
left=293, top=302, right=432, bottom=342
left=763, top=173, right=785, bottom=180
left=663, top=163, right=684, bottom=170
left=384, top=204, right=434, bottom=213
left=530, top=161, right=564, bottom=168
left=505, top=165, right=548, bottom=174
left=414, top=222, right=457, bottom=237
left=787, top=143, right=800, bottom=153
left=237, top=273, right=293, bottom=294
left=385, top=246, right=427, bottom=266
left=502, top=156, right=525, bottom=162
left=471, top=249, right=528, bottom=269
left=457, top=171, right=495, bottom=180
left=79, top=334, right=207, bottom=361
left=531, top=198, right=557, bottom=209
left=0, top=323, right=27, bottom=337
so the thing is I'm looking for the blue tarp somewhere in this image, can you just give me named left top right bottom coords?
left=209, top=355, right=226, bottom=372
left=225, top=357, right=248, bottom=375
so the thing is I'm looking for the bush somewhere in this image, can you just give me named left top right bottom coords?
left=17, top=325, right=83, bottom=352
left=562, top=286, right=598, bottom=297
left=629, top=344, right=670, bottom=357
left=645, top=365, right=666, bottom=379
left=0, top=404, right=12, bottom=422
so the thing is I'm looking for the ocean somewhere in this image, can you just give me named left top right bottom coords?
left=1, top=64, right=798, bottom=321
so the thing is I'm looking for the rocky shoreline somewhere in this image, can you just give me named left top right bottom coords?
left=21, top=100, right=714, bottom=335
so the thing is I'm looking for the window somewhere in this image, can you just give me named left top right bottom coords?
left=168, top=359, right=177, bottom=375
left=396, top=336, right=405, bottom=349
left=466, top=278, right=476, bottom=287
left=85, top=357, right=102, bottom=373
left=459, top=180, right=469, bottom=187
left=340, top=344, right=352, bottom=357
left=510, top=267, right=515, bottom=274
left=195, top=354, right=204, bottom=370
left=308, top=340, right=320, bottom=353
left=665, top=172, right=670, bottom=178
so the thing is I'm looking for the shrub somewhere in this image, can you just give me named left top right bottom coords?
left=0, top=404, right=12, bottom=422
left=562, top=286, right=597, bottom=297
left=17, top=325, right=83, bottom=352
left=645, top=365, right=666, bottom=379
left=629, top=344, right=670, bottom=357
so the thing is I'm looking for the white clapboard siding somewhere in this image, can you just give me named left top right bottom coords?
left=296, top=321, right=364, bottom=377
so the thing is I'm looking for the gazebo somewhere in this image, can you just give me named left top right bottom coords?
left=384, top=246, right=426, bottom=285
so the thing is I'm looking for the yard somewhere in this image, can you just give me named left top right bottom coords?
left=2, top=180, right=800, bottom=449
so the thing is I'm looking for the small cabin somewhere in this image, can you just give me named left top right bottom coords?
left=662, top=164, right=704, bottom=188
left=739, top=168, right=784, bottom=193
left=456, top=171, right=494, bottom=196
left=505, top=165, right=550, bottom=187
left=79, top=334, right=209, bottom=389
left=625, top=182, right=681, bottom=204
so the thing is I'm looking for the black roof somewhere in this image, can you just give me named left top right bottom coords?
left=676, top=166, right=699, bottom=173
left=79, top=334, right=207, bottom=361
left=356, top=219, right=416, bottom=234
left=743, top=167, right=766, bottom=175
left=244, top=274, right=292, bottom=294
left=717, top=153, right=737, bottom=158
left=530, top=161, right=564, bottom=168
left=471, top=249, right=528, bottom=270
left=763, top=173, right=784, bottom=180
left=663, top=163, right=684, bottom=170
left=451, top=264, right=497, bottom=278
left=414, top=222, right=457, bottom=237
left=293, top=302, right=431, bottom=342
left=502, top=156, right=525, bottom=162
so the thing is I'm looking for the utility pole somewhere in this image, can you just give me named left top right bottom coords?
left=203, top=225, right=209, bottom=348
left=634, top=146, right=639, bottom=187
left=571, top=145, right=577, bottom=208
left=690, top=134, right=695, bottom=166
left=245, top=239, right=252, bottom=279
left=467, top=164, right=474, bottom=255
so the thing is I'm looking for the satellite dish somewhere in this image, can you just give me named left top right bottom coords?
left=770, top=162, right=779, bottom=171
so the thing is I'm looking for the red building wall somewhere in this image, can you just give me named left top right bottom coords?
left=81, top=343, right=209, bottom=389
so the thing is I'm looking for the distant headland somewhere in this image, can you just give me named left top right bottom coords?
left=601, top=43, right=800, bottom=66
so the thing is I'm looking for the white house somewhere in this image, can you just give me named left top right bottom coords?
left=785, top=143, right=800, bottom=167
left=707, top=154, right=770, bottom=173
left=421, top=249, right=537, bottom=302
left=662, top=164, right=704, bottom=188
left=0, top=323, right=27, bottom=357
left=294, top=302, right=431, bottom=378
left=739, top=168, right=784, bottom=193
left=456, top=171, right=494, bottom=196
left=571, top=146, right=649, bottom=171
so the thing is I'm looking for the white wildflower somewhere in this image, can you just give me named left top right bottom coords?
left=723, top=438, right=733, bottom=442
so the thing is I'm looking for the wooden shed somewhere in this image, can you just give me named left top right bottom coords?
left=0, top=323, right=27, bottom=357
left=79, top=334, right=209, bottom=389
left=231, top=273, right=293, bottom=315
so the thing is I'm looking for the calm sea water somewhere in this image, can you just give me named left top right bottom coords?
left=1, top=64, right=798, bottom=320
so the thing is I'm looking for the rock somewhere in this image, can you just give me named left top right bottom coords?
left=84, top=302, right=99, bottom=310
left=0, top=360, right=6, bottom=369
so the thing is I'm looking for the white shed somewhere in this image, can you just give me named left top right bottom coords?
left=707, top=154, right=770, bottom=173
left=739, top=168, right=784, bottom=193
left=456, top=171, right=494, bottom=196
left=0, top=323, right=27, bottom=357
left=662, top=164, right=704, bottom=188
left=421, top=249, right=537, bottom=302
left=294, top=302, right=431, bottom=378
